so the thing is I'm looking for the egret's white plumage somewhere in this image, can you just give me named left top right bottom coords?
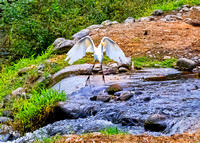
left=65, top=36, right=128, bottom=65
left=65, top=36, right=128, bottom=84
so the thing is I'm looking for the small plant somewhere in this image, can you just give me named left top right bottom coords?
left=100, top=127, right=127, bottom=135
left=132, top=57, right=177, bottom=69
left=12, top=88, right=66, bottom=133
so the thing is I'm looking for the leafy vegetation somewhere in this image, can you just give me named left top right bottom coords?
left=1, top=0, right=199, bottom=59
left=100, top=127, right=127, bottom=135
left=12, top=88, right=66, bottom=133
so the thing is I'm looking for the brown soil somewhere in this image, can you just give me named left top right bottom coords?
left=56, top=133, right=200, bottom=143
left=89, top=20, right=200, bottom=60
left=57, top=11, right=200, bottom=143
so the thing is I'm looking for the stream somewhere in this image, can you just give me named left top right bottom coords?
left=8, top=68, right=200, bottom=143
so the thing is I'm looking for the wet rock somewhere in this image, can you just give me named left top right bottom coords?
left=151, top=10, right=163, bottom=16
left=18, top=67, right=31, bottom=76
left=53, top=39, right=74, bottom=54
left=86, top=24, right=103, bottom=30
left=190, top=6, right=200, bottom=25
left=11, top=87, right=25, bottom=98
left=144, top=114, right=167, bottom=132
left=51, top=102, right=97, bottom=121
left=52, top=38, right=66, bottom=46
left=12, top=118, right=115, bottom=143
left=50, top=64, right=92, bottom=86
left=120, top=117, right=140, bottom=126
left=118, top=92, right=133, bottom=101
left=114, top=91, right=129, bottom=97
left=118, top=67, right=128, bottom=73
left=176, top=58, right=196, bottom=71
left=107, top=84, right=123, bottom=94
left=0, top=133, right=11, bottom=142
left=140, top=16, right=155, bottom=22
left=0, top=117, right=13, bottom=123
left=91, top=95, right=110, bottom=102
left=37, top=64, right=45, bottom=71
left=72, top=29, right=90, bottom=40
left=102, top=67, right=118, bottom=75
left=124, top=17, right=135, bottom=23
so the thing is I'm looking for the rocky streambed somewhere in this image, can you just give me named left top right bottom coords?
left=7, top=65, right=200, bottom=143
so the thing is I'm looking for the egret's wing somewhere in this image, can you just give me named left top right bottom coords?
left=65, top=36, right=95, bottom=64
left=101, top=37, right=128, bottom=64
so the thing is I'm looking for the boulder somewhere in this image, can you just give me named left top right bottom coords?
left=101, top=20, right=112, bottom=26
left=107, top=84, right=123, bottom=94
left=176, top=58, right=196, bottom=71
left=86, top=24, right=103, bottom=30
left=144, top=114, right=167, bottom=132
left=140, top=16, right=155, bottom=22
left=118, top=92, right=133, bottom=101
left=52, top=38, right=66, bottom=46
left=124, top=17, right=135, bottom=23
left=161, top=15, right=183, bottom=22
left=90, top=95, right=111, bottom=102
left=18, top=67, right=31, bottom=76
left=53, top=39, right=74, bottom=54
left=190, top=6, right=200, bottom=25
left=11, top=87, right=26, bottom=98
left=151, top=10, right=163, bottom=16
left=50, top=64, right=92, bottom=86
left=72, top=29, right=90, bottom=40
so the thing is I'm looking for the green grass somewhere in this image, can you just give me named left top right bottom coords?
left=133, top=57, right=177, bottom=69
left=100, top=127, right=127, bottom=135
left=12, top=88, right=66, bottom=133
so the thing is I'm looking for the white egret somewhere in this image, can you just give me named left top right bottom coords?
left=65, top=36, right=128, bottom=85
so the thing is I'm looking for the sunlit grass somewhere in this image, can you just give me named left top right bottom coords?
left=12, top=88, right=66, bottom=133
left=100, top=127, right=127, bottom=135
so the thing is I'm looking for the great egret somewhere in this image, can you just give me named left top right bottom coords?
left=65, top=36, right=128, bottom=85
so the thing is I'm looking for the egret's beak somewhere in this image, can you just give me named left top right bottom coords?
left=101, top=42, right=104, bottom=47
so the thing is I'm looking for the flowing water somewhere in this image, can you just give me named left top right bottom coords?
left=52, top=68, right=200, bottom=136
left=9, top=68, right=200, bottom=142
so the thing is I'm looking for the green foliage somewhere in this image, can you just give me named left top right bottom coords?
left=133, top=57, right=177, bottom=69
left=13, top=88, right=66, bottom=133
left=34, top=134, right=62, bottom=143
left=1, top=0, right=199, bottom=59
left=0, top=46, right=53, bottom=101
left=100, top=127, right=127, bottom=135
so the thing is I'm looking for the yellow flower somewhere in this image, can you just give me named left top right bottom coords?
left=47, top=9, right=49, bottom=11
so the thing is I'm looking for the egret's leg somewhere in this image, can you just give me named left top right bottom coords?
left=85, top=61, right=96, bottom=86
left=101, top=64, right=105, bottom=83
